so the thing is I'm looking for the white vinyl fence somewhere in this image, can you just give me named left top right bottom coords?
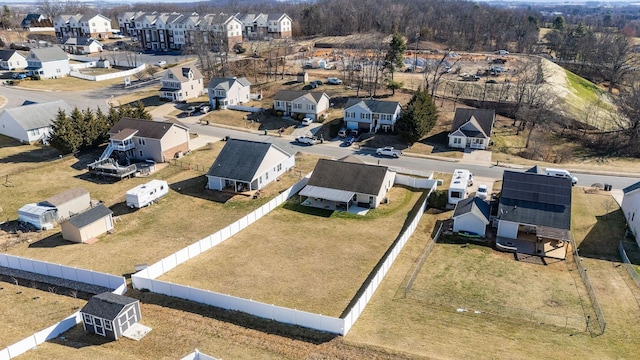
left=181, top=349, right=220, bottom=360
left=395, top=174, right=438, bottom=189
left=227, top=104, right=264, bottom=113
left=0, top=254, right=127, bottom=360
left=70, top=63, right=146, bottom=81
left=132, top=175, right=437, bottom=335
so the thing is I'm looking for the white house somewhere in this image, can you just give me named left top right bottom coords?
left=266, top=13, right=292, bottom=38
left=160, top=66, right=204, bottom=102
left=452, top=197, right=491, bottom=237
left=206, top=138, right=294, bottom=192
left=25, top=46, right=70, bottom=79
left=343, top=98, right=402, bottom=133
left=207, top=77, right=250, bottom=109
left=622, top=181, right=640, bottom=247
left=273, top=90, right=330, bottom=120
left=0, top=100, right=73, bottom=143
left=54, top=13, right=112, bottom=40
left=448, top=108, right=495, bottom=150
left=0, top=50, right=27, bottom=70
left=62, top=37, right=103, bottom=54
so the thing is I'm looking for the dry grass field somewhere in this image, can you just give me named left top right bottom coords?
left=14, top=75, right=129, bottom=92
left=0, top=283, right=85, bottom=348
left=160, top=186, right=424, bottom=316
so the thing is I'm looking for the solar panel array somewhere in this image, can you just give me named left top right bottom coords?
left=501, top=171, right=571, bottom=206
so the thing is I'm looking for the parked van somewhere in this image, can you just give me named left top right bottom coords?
left=545, top=168, right=578, bottom=186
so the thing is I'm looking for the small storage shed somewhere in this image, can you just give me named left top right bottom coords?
left=81, top=292, right=142, bottom=341
left=60, top=204, right=114, bottom=243
left=126, top=179, right=169, bottom=208
left=452, top=197, right=491, bottom=237
left=39, top=187, right=91, bottom=220
left=18, top=203, right=57, bottom=230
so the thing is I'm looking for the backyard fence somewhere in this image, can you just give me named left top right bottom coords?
left=180, top=350, right=220, bottom=360
left=69, top=63, right=146, bottom=81
left=227, top=104, right=264, bottom=113
left=404, top=222, right=442, bottom=298
left=619, top=241, right=640, bottom=289
left=169, top=159, right=206, bottom=172
left=571, top=238, right=607, bottom=335
left=0, top=254, right=127, bottom=360
left=395, top=175, right=437, bottom=190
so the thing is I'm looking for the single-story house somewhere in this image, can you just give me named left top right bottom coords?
left=622, top=181, right=640, bottom=247
left=206, top=138, right=294, bottom=192
left=207, top=77, right=251, bottom=110
left=98, top=118, right=191, bottom=164
left=81, top=292, right=142, bottom=340
left=452, top=196, right=491, bottom=237
left=495, top=166, right=572, bottom=259
left=0, top=99, right=73, bottom=144
left=160, top=66, right=204, bottom=102
left=273, top=90, right=330, bottom=120
left=0, top=49, right=27, bottom=70
left=25, top=46, right=70, bottom=79
left=60, top=204, right=114, bottom=243
left=343, top=98, right=401, bottom=133
left=448, top=108, right=495, bottom=150
left=299, top=157, right=396, bottom=211
left=62, top=36, right=103, bottom=54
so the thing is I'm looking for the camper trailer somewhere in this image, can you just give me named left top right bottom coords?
left=448, top=169, right=472, bottom=205
left=126, top=179, right=169, bottom=209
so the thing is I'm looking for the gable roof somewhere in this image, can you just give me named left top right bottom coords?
left=0, top=49, right=25, bottom=61
left=498, top=170, right=572, bottom=231
left=207, top=139, right=290, bottom=182
left=64, top=37, right=101, bottom=46
left=109, top=118, right=188, bottom=140
left=623, top=181, right=640, bottom=194
left=274, top=90, right=327, bottom=103
left=167, top=66, right=204, bottom=82
left=40, top=187, right=89, bottom=207
left=207, top=76, right=250, bottom=90
left=450, top=108, right=495, bottom=137
left=29, top=46, right=68, bottom=62
left=81, top=292, right=139, bottom=320
left=65, top=203, right=112, bottom=229
left=453, top=197, right=491, bottom=222
left=306, top=159, right=390, bottom=196
left=344, top=98, right=400, bottom=115
left=3, top=100, right=73, bottom=131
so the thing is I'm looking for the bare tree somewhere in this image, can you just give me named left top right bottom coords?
left=591, top=33, right=638, bottom=93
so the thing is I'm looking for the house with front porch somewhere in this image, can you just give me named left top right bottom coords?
left=160, top=66, right=204, bottom=102
left=448, top=108, right=495, bottom=150
left=207, top=77, right=250, bottom=109
left=273, top=90, right=330, bottom=120
left=343, top=98, right=401, bottom=133
left=495, top=167, right=573, bottom=259
left=299, top=157, right=396, bottom=212
left=206, top=138, right=294, bottom=193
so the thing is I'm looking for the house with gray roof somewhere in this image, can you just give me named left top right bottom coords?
left=299, top=158, right=396, bottom=212
left=207, top=76, right=250, bottom=109
left=495, top=168, right=573, bottom=259
left=54, top=13, right=112, bottom=40
left=81, top=292, right=142, bottom=340
left=622, top=181, right=640, bottom=247
left=160, top=66, right=204, bottom=102
left=206, top=138, right=294, bottom=193
left=452, top=197, right=491, bottom=237
left=273, top=90, right=330, bottom=120
left=448, top=108, right=495, bottom=150
left=60, top=203, right=114, bottom=243
left=62, top=36, right=103, bottom=54
left=0, top=99, right=72, bottom=143
left=343, top=98, right=402, bottom=133
left=25, top=46, right=70, bottom=79
left=0, top=49, right=27, bottom=70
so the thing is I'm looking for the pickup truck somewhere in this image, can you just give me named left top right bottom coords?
left=295, top=135, right=318, bottom=145
left=376, top=146, right=402, bottom=158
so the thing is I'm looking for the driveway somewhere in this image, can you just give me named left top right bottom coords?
left=462, top=148, right=493, bottom=165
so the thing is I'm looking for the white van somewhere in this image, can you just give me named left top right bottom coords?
left=545, top=168, right=578, bottom=186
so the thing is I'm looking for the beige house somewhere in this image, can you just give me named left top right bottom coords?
left=273, top=90, right=330, bottom=120
left=61, top=204, right=113, bottom=243
left=159, top=66, right=204, bottom=102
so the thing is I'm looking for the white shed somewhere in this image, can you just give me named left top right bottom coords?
left=18, top=203, right=58, bottom=230
left=452, top=197, right=491, bottom=237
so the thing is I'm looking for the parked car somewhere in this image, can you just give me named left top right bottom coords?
left=343, top=135, right=357, bottom=147
left=309, top=81, right=318, bottom=89
left=327, top=77, right=343, bottom=85
left=295, top=135, right=318, bottom=145
left=301, top=117, right=314, bottom=126
left=12, top=72, right=27, bottom=79
left=155, top=60, right=167, bottom=66
left=376, top=146, right=402, bottom=158
left=315, top=80, right=323, bottom=85
left=338, top=128, right=348, bottom=138
left=199, top=105, right=211, bottom=114
left=476, top=184, right=488, bottom=200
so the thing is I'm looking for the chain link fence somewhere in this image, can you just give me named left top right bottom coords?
left=404, top=223, right=442, bottom=298
left=571, top=238, right=606, bottom=335
left=619, top=241, right=640, bottom=289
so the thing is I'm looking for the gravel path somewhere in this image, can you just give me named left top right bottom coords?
left=0, top=266, right=111, bottom=295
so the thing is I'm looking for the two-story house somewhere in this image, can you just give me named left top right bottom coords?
left=25, top=46, right=70, bottom=79
left=0, top=49, right=27, bottom=70
left=159, top=66, right=204, bottom=102
left=0, top=100, right=72, bottom=144
left=235, top=13, right=291, bottom=39
left=54, top=14, right=112, bottom=40
left=207, top=77, right=251, bottom=109
left=273, top=90, right=330, bottom=120
left=343, top=98, right=402, bottom=133
left=266, top=13, right=292, bottom=39
left=117, top=11, right=144, bottom=37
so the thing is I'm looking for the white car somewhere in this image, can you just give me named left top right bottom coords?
left=295, top=135, right=318, bottom=145
left=301, top=117, right=314, bottom=126
left=376, top=146, right=402, bottom=158
left=476, top=184, right=488, bottom=200
left=199, top=105, right=211, bottom=114
left=327, top=77, right=343, bottom=85
left=155, top=60, right=167, bottom=66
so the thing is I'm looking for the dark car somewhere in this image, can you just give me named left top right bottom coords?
left=485, top=79, right=498, bottom=84
left=343, top=135, right=357, bottom=147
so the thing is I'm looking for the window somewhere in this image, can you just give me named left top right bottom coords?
left=104, top=320, right=112, bottom=331
left=307, top=104, right=315, bottom=110
left=139, top=150, right=143, bottom=157
left=277, top=163, right=282, bottom=171
left=453, top=138, right=461, bottom=144
left=265, top=172, right=269, bottom=180
left=138, top=138, right=145, bottom=145
left=451, top=191, right=463, bottom=199
left=345, top=111, right=355, bottom=118
left=84, top=314, right=93, bottom=325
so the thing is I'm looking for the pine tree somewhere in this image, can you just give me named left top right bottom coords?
left=396, top=87, right=438, bottom=144
left=49, top=110, right=82, bottom=154
left=385, top=32, right=406, bottom=94
left=133, top=100, right=152, bottom=120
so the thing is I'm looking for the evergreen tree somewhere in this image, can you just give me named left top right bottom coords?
left=396, top=87, right=438, bottom=144
left=384, top=32, right=406, bottom=94
left=81, top=107, right=101, bottom=147
left=133, top=100, right=152, bottom=120
left=49, top=110, right=81, bottom=154
left=93, top=107, right=110, bottom=145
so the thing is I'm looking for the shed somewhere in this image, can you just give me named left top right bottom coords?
left=452, top=197, right=490, bottom=237
left=39, top=187, right=91, bottom=220
left=296, top=71, right=308, bottom=83
left=18, top=203, right=57, bottom=230
left=60, top=204, right=114, bottom=243
left=81, top=292, right=141, bottom=340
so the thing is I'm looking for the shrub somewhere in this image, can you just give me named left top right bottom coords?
left=428, top=189, right=448, bottom=210
left=275, top=110, right=283, bottom=117
left=30, top=74, right=41, bottom=81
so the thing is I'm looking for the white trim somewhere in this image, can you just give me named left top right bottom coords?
left=83, top=313, right=93, bottom=325
left=104, top=320, right=112, bottom=331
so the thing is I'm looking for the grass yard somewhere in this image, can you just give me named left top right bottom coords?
left=160, top=186, right=425, bottom=316
left=0, top=282, right=85, bottom=348
left=1, top=140, right=319, bottom=276
left=15, top=76, right=128, bottom=92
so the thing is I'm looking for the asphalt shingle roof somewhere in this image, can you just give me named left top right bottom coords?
left=344, top=99, right=400, bottom=115
left=3, top=100, right=72, bottom=131
left=623, top=181, right=640, bottom=194
left=306, top=159, right=390, bottom=196
left=206, top=139, right=289, bottom=182
left=274, top=90, right=326, bottom=103
left=453, top=197, right=490, bottom=222
left=29, top=46, right=68, bottom=62
left=450, top=108, right=495, bottom=137
left=207, top=77, right=249, bottom=91
left=109, top=118, right=188, bottom=140
left=65, top=204, right=112, bottom=229
left=40, top=187, right=89, bottom=207
left=81, top=292, right=138, bottom=321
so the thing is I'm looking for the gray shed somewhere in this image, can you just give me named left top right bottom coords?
left=81, top=292, right=141, bottom=341
left=39, top=187, right=91, bottom=220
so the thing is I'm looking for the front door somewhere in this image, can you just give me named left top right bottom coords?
left=94, top=317, right=106, bottom=336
